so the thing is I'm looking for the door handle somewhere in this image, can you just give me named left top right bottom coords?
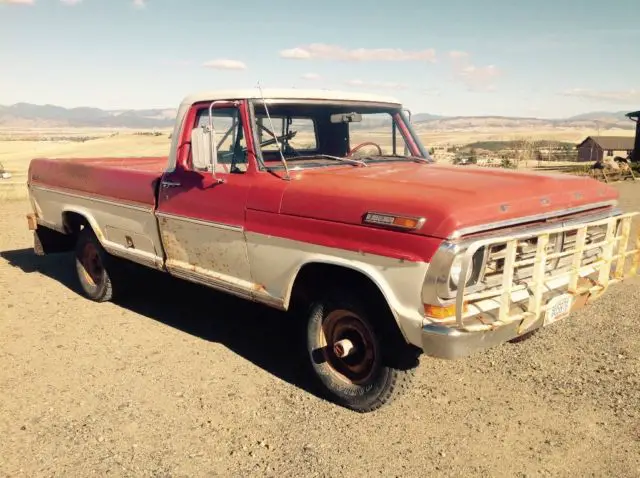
left=161, top=180, right=181, bottom=188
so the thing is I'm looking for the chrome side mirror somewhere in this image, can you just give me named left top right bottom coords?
left=191, top=125, right=213, bottom=172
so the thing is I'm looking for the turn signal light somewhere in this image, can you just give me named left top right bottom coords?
left=392, top=217, right=421, bottom=229
left=363, top=212, right=426, bottom=230
left=424, top=303, right=468, bottom=320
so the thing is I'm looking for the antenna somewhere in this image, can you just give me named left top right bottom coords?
left=256, top=82, right=291, bottom=181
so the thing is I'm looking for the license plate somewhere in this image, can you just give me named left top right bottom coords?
left=544, top=294, right=573, bottom=326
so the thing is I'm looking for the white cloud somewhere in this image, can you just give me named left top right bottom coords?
left=60, top=0, right=82, bottom=4
left=458, top=64, right=500, bottom=82
left=202, top=59, right=247, bottom=70
left=562, top=88, right=640, bottom=103
left=448, top=51, right=501, bottom=91
left=281, top=48, right=311, bottom=59
left=280, top=43, right=436, bottom=62
left=132, top=0, right=145, bottom=8
left=344, top=79, right=408, bottom=90
left=300, top=73, right=321, bottom=80
left=448, top=50, right=469, bottom=59
left=0, top=0, right=35, bottom=4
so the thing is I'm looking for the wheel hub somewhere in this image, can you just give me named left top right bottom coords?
left=321, top=309, right=380, bottom=385
left=80, top=242, right=103, bottom=286
left=333, top=338, right=355, bottom=358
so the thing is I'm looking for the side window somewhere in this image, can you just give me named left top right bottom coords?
left=194, top=107, right=247, bottom=173
left=256, top=116, right=317, bottom=154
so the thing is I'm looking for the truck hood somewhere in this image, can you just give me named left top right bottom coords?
left=280, top=162, right=618, bottom=239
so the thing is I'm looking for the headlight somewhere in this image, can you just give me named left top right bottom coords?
left=449, top=247, right=485, bottom=290
left=450, top=254, right=473, bottom=287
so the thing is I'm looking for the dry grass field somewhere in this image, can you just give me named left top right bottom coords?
left=414, top=126, right=635, bottom=146
left=0, top=129, right=171, bottom=201
left=0, top=125, right=635, bottom=201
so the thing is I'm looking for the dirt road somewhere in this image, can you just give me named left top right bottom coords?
left=1, top=183, right=640, bottom=477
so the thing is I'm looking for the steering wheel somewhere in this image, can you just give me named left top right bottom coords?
left=347, top=141, right=383, bottom=157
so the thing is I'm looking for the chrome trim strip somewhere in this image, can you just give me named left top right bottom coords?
left=448, top=200, right=618, bottom=239
left=105, top=244, right=163, bottom=270
left=456, top=206, right=622, bottom=248
left=155, top=211, right=243, bottom=232
left=30, top=185, right=154, bottom=213
left=167, top=265, right=285, bottom=309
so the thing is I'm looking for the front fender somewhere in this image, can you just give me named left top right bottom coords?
left=282, top=254, right=429, bottom=347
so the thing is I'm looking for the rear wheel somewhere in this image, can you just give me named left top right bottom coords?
left=75, top=227, right=115, bottom=302
left=306, top=292, right=416, bottom=412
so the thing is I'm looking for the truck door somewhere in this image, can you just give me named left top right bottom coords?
left=155, top=100, right=255, bottom=299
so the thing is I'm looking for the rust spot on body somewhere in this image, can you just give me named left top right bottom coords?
left=252, top=283, right=266, bottom=293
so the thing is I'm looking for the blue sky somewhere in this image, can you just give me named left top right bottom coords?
left=1, top=0, right=639, bottom=117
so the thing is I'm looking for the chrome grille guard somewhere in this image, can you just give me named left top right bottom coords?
left=453, top=212, right=640, bottom=329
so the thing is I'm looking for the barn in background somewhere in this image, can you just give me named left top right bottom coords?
left=576, top=136, right=635, bottom=162
left=626, top=110, right=639, bottom=162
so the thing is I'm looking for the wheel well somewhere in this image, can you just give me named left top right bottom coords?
left=289, top=262, right=420, bottom=367
left=289, top=263, right=386, bottom=312
left=62, top=211, right=90, bottom=238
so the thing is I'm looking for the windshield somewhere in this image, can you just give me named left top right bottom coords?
left=249, top=100, right=432, bottom=170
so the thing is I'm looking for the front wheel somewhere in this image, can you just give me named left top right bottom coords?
left=306, top=293, right=416, bottom=412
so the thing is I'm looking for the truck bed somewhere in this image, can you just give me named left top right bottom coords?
left=28, top=156, right=167, bottom=207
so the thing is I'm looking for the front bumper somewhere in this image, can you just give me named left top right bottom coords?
left=422, top=319, right=524, bottom=360
left=420, top=211, right=640, bottom=359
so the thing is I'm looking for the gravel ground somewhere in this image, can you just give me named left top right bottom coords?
left=1, top=182, right=640, bottom=477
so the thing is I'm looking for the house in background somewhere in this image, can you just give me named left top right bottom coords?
left=575, top=136, right=635, bottom=162
left=626, top=110, right=639, bottom=161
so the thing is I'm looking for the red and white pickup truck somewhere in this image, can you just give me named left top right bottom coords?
left=26, top=89, right=640, bottom=412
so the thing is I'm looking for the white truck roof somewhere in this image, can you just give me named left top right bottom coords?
left=180, top=88, right=402, bottom=107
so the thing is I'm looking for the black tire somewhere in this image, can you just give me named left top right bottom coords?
left=74, top=226, right=115, bottom=302
left=306, top=292, right=417, bottom=413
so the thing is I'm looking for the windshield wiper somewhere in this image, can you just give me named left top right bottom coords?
left=291, top=154, right=368, bottom=167
left=360, top=154, right=432, bottom=164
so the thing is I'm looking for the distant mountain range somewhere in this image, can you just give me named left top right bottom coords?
left=0, top=103, right=176, bottom=129
left=0, top=103, right=636, bottom=131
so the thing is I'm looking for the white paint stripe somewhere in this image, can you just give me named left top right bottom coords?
left=31, top=185, right=153, bottom=213
left=155, top=212, right=243, bottom=232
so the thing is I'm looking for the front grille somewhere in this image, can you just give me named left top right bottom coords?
left=479, top=223, right=610, bottom=289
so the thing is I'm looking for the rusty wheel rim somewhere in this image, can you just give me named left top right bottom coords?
left=319, top=309, right=380, bottom=385
left=80, top=242, right=103, bottom=287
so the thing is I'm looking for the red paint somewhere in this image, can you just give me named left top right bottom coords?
left=29, top=99, right=621, bottom=266
left=277, top=162, right=618, bottom=239
left=157, top=100, right=256, bottom=228
left=393, top=111, right=421, bottom=156
left=29, top=156, right=165, bottom=207
left=245, top=208, right=442, bottom=262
